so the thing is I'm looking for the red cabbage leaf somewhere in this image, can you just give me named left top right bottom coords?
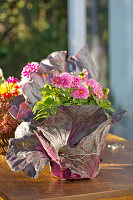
left=35, top=106, right=126, bottom=179
left=39, top=51, right=67, bottom=75
left=6, top=134, right=49, bottom=178
left=68, top=46, right=99, bottom=80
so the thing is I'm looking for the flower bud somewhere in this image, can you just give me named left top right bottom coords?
left=0, top=68, right=3, bottom=78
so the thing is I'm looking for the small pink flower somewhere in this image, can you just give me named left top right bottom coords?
left=71, top=86, right=89, bottom=99
left=7, top=76, right=19, bottom=83
left=86, top=78, right=103, bottom=98
left=51, top=76, right=62, bottom=88
left=79, top=68, right=88, bottom=81
left=92, top=83, right=103, bottom=98
left=85, top=78, right=96, bottom=87
left=71, top=75, right=81, bottom=88
left=21, top=62, right=40, bottom=83
left=60, top=72, right=73, bottom=89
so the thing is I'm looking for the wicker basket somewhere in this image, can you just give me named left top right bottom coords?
left=0, top=95, right=18, bottom=155
left=0, top=132, right=14, bottom=155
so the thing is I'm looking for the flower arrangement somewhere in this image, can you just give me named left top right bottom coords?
left=5, top=46, right=126, bottom=180
left=0, top=70, right=20, bottom=154
left=33, top=70, right=113, bottom=121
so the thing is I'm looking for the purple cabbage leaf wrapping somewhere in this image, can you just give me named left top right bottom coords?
left=6, top=122, right=49, bottom=178
left=6, top=105, right=126, bottom=179
left=39, top=50, right=67, bottom=74
left=58, top=110, right=126, bottom=179
left=67, top=46, right=99, bottom=80
left=34, top=106, right=126, bottom=179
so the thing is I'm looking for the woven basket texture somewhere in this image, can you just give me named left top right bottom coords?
left=0, top=132, right=14, bottom=155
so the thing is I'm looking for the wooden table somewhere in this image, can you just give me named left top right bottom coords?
left=0, top=134, right=133, bottom=200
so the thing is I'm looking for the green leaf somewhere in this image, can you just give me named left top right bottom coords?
left=89, top=100, right=97, bottom=105
left=92, top=95, right=100, bottom=106
left=105, top=107, right=115, bottom=112
left=43, top=97, right=54, bottom=105
left=89, top=87, right=93, bottom=94
left=55, top=96, right=61, bottom=104
left=72, top=99, right=80, bottom=104
left=34, top=112, right=50, bottom=120
left=102, top=102, right=111, bottom=109
left=104, top=111, right=110, bottom=118
left=63, top=90, right=71, bottom=98
left=33, top=103, right=44, bottom=114
left=37, top=107, right=50, bottom=113
left=40, top=87, right=51, bottom=92
left=104, top=100, right=111, bottom=105
left=50, top=102, right=59, bottom=115
left=79, top=99, right=88, bottom=105
left=40, top=91, right=52, bottom=96
left=99, top=99, right=103, bottom=106
left=63, top=102, right=73, bottom=106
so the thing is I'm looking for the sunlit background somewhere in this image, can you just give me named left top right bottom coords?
left=0, top=0, right=67, bottom=78
left=0, top=0, right=133, bottom=141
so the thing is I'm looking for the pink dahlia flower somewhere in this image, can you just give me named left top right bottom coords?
left=85, top=78, right=96, bottom=87
left=7, top=76, right=19, bottom=83
left=71, top=86, right=89, bottom=99
left=86, top=78, right=103, bottom=98
left=51, top=76, right=62, bottom=88
left=21, top=62, right=40, bottom=83
left=92, top=83, right=104, bottom=99
left=71, top=75, right=81, bottom=88
left=60, top=72, right=73, bottom=89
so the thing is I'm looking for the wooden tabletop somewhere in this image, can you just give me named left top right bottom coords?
left=0, top=133, right=133, bottom=200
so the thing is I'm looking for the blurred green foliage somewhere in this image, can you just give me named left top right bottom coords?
left=0, top=0, right=67, bottom=79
